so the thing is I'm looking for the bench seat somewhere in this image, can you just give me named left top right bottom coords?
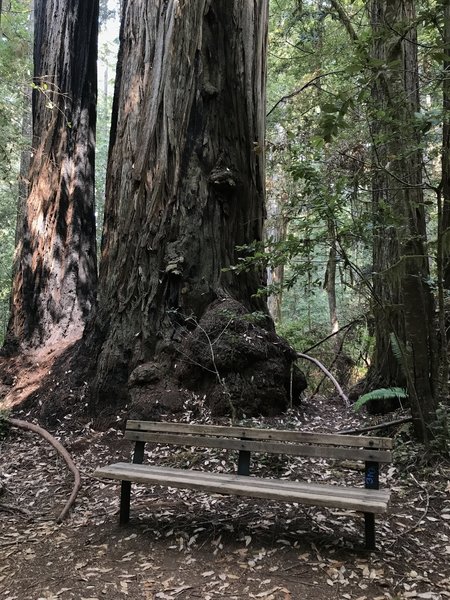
left=94, top=462, right=391, bottom=514
left=94, top=420, right=393, bottom=550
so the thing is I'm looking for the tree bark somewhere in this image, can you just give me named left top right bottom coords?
left=87, top=0, right=305, bottom=418
left=368, top=0, right=406, bottom=398
left=369, top=0, right=438, bottom=440
left=6, top=0, right=99, bottom=349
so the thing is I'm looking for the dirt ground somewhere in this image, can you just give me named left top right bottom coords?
left=1, top=392, right=450, bottom=600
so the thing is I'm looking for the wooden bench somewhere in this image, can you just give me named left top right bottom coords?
left=94, top=420, right=393, bottom=550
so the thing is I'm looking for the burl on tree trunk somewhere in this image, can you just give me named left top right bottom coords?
left=85, top=0, right=306, bottom=419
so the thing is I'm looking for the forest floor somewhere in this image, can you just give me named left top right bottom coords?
left=1, top=387, right=450, bottom=600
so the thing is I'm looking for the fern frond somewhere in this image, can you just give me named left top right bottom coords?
left=353, top=387, right=408, bottom=412
left=389, top=333, right=407, bottom=375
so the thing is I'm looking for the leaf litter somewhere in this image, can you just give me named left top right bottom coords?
left=0, top=396, right=449, bottom=599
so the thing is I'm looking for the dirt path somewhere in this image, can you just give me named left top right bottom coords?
left=1, top=399, right=449, bottom=600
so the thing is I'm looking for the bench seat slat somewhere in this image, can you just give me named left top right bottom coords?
left=124, top=431, right=392, bottom=463
left=126, top=420, right=393, bottom=449
left=94, top=463, right=391, bottom=514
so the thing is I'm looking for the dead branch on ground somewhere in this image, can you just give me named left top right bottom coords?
left=296, top=352, right=350, bottom=406
left=339, top=416, right=413, bottom=435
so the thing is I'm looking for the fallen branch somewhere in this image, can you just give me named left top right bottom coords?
left=6, top=418, right=81, bottom=522
left=296, top=352, right=350, bottom=407
left=338, top=416, right=413, bottom=435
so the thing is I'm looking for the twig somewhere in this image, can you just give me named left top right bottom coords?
left=186, top=316, right=237, bottom=424
left=302, top=319, right=360, bottom=354
left=338, top=416, right=413, bottom=435
left=6, top=418, right=81, bottom=522
left=266, top=71, right=344, bottom=117
left=296, top=353, right=350, bottom=406
left=329, top=0, right=358, bottom=42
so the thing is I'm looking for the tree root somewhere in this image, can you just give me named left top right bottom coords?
left=6, top=418, right=81, bottom=522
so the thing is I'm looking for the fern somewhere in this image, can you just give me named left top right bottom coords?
left=353, top=387, right=408, bottom=412
left=389, top=333, right=408, bottom=376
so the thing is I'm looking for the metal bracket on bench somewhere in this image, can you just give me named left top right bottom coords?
left=120, top=441, right=145, bottom=525
left=364, top=460, right=379, bottom=551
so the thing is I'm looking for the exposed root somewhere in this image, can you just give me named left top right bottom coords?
left=6, top=418, right=81, bottom=522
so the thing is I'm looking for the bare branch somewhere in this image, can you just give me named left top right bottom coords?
left=338, top=416, right=412, bottom=435
left=267, top=71, right=344, bottom=117
left=302, top=318, right=361, bottom=354
left=296, top=352, right=350, bottom=406
left=328, top=0, right=358, bottom=42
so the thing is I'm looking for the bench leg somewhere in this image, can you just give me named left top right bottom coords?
left=120, top=481, right=131, bottom=525
left=238, top=450, right=251, bottom=476
left=364, top=513, right=375, bottom=551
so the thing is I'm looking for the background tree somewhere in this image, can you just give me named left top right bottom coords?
left=6, top=0, right=99, bottom=349
left=368, top=0, right=438, bottom=439
left=86, top=0, right=305, bottom=418
left=0, top=0, right=32, bottom=342
left=257, top=0, right=372, bottom=390
left=441, top=0, right=450, bottom=288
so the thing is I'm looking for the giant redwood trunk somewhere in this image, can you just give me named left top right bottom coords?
left=6, top=0, right=99, bottom=348
left=89, top=0, right=305, bottom=418
left=369, top=0, right=438, bottom=439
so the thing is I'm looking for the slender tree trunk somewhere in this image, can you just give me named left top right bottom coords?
left=16, top=89, right=32, bottom=248
left=87, top=0, right=305, bottom=417
left=437, top=0, right=450, bottom=401
left=442, top=0, right=450, bottom=288
left=266, top=224, right=286, bottom=324
left=369, top=0, right=438, bottom=440
left=266, top=164, right=287, bottom=324
left=16, top=2, right=33, bottom=248
left=6, top=0, right=99, bottom=349
left=324, top=219, right=339, bottom=345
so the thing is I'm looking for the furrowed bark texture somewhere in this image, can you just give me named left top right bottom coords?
left=6, top=0, right=99, bottom=348
left=369, top=0, right=406, bottom=399
left=90, top=0, right=305, bottom=417
left=369, top=0, right=437, bottom=438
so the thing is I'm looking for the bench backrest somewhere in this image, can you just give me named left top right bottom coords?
left=125, top=420, right=392, bottom=464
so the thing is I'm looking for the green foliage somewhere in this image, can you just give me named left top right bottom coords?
left=0, top=0, right=32, bottom=343
left=278, top=318, right=329, bottom=352
left=353, top=387, right=408, bottom=413
left=95, top=6, right=120, bottom=254
left=263, top=0, right=374, bottom=359
left=389, top=333, right=408, bottom=376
